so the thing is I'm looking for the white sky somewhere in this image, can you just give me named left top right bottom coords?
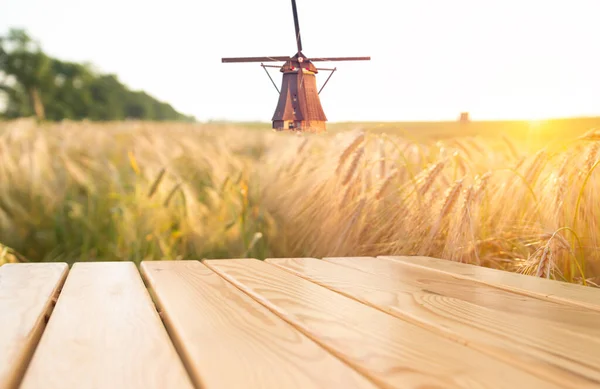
left=1, top=0, right=599, bottom=122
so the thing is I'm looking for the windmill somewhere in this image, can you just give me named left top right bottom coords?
left=222, top=0, right=370, bottom=133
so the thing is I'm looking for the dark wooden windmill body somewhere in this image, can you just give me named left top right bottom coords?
left=222, top=0, right=370, bottom=133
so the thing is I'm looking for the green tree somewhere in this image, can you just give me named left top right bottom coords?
left=0, top=28, right=52, bottom=120
left=0, top=28, right=196, bottom=122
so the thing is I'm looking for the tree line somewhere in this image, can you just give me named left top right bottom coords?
left=0, top=28, right=195, bottom=122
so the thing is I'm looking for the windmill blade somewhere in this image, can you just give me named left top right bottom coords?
left=308, top=56, right=371, bottom=62
left=291, top=0, right=303, bottom=53
left=222, top=56, right=291, bottom=63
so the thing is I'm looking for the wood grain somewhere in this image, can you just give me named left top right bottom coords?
left=378, top=255, right=600, bottom=312
left=205, top=258, right=564, bottom=389
left=18, top=262, right=194, bottom=389
left=325, top=256, right=600, bottom=338
left=270, top=257, right=600, bottom=388
left=140, top=260, right=376, bottom=389
left=0, top=263, right=68, bottom=389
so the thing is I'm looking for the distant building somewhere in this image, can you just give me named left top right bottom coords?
left=459, top=112, right=470, bottom=123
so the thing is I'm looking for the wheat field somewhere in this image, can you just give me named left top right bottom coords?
left=1, top=117, right=599, bottom=286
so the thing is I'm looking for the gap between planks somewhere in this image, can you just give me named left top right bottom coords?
left=0, top=263, right=68, bottom=389
left=125, top=263, right=201, bottom=389
left=139, top=261, right=211, bottom=389
left=141, top=260, right=377, bottom=389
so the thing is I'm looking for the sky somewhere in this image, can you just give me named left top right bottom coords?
left=1, top=0, right=599, bottom=122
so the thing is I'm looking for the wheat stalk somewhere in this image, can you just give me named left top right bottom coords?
left=336, top=132, right=365, bottom=174
left=418, top=161, right=445, bottom=196
left=419, top=178, right=464, bottom=255
left=584, top=142, right=599, bottom=172
left=378, top=138, right=386, bottom=179
left=342, top=148, right=364, bottom=185
left=376, top=171, right=399, bottom=200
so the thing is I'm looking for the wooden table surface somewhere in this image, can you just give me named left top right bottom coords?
left=2, top=256, right=600, bottom=389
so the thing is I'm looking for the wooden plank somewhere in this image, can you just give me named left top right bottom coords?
left=205, top=258, right=565, bottom=389
left=377, top=255, right=600, bottom=311
left=140, top=260, right=376, bottom=389
left=18, top=262, right=194, bottom=389
left=271, top=257, right=600, bottom=388
left=325, top=256, right=600, bottom=337
left=0, top=263, right=68, bottom=389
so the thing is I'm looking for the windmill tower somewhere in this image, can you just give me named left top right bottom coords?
left=222, top=0, right=370, bottom=133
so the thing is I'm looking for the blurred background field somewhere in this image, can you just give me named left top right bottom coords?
left=1, top=117, right=600, bottom=287
left=2, top=24, right=600, bottom=287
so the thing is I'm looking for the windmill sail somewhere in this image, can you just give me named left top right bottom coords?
left=221, top=56, right=291, bottom=63
left=291, top=0, right=303, bottom=53
left=308, top=57, right=371, bottom=62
